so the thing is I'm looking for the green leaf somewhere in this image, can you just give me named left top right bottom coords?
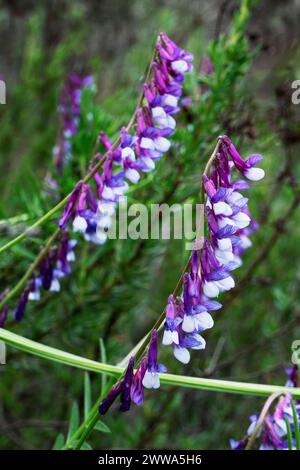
left=81, top=441, right=93, bottom=450
left=291, top=399, right=300, bottom=450
left=94, top=420, right=111, bottom=434
left=72, top=440, right=93, bottom=450
left=67, top=402, right=80, bottom=441
left=84, top=372, right=92, bottom=420
left=52, top=433, right=65, bottom=450
left=284, top=416, right=293, bottom=450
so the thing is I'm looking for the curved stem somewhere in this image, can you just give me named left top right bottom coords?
left=0, top=198, right=70, bottom=255
left=1, top=328, right=300, bottom=399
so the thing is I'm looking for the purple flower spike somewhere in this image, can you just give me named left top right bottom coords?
left=231, top=365, right=299, bottom=450
left=39, top=256, right=53, bottom=291
left=119, top=357, right=135, bottom=412
left=260, top=417, right=283, bottom=450
left=222, top=136, right=265, bottom=181
left=142, top=329, right=167, bottom=389
left=13, top=281, right=34, bottom=321
left=131, top=356, right=148, bottom=406
left=59, top=180, right=83, bottom=229
left=98, top=382, right=123, bottom=415
left=162, top=295, right=182, bottom=346
left=0, top=304, right=8, bottom=328
left=56, top=34, right=193, bottom=249
left=54, top=74, right=94, bottom=172
left=163, top=135, right=264, bottom=370
left=99, top=357, right=135, bottom=415
left=285, top=365, right=299, bottom=388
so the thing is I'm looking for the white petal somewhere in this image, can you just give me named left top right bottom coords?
left=154, top=137, right=171, bottom=152
left=142, top=370, right=154, bottom=388
left=150, top=149, right=163, bottom=159
left=195, top=312, right=214, bottom=330
left=72, top=216, right=87, bottom=233
left=162, top=330, right=173, bottom=346
left=171, top=60, right=188, bottom=73
left=218, top=217, right=237, bottom=229
left=152, top=373, right=160, bottom=389
left=233, top=255, right=243, bottom=267
left=141, top=156, right=155, bottom=171
left=215, top=248, right=234, bottom=263
left=182, top=315, right=196, bottom=333
left=125, top=169, right=140, bottom=184
left=163, top=94, right=178, bottom=107
left=216, top=276, right=235, bottom=291
left=217, top=238, right=232, bottom=251
left=140, top=137, right=155, bottom=150
left=102, top=185, right=115, bottom=200
left=28, top=291, right=40, bottom=301
left=227, top=191, right=243, bottom=204
left=97, top=201, right=116, bottom=216
left=142, top=371, right=160, bottom=389
left=240, top=235, right=252, bottom=249
left=67, top=251, right=75, bottom=262
left=121, top=146, right=135, bottom=160
left=172, top=330, right=179, bottom=345
left=173, top=346, right=190, bottom=364
left=152, top=106, right=166, bottom=120
left=112, top=183, right=128, bottom=196
left=232, top=212, right=251, bottom=229
left=213, top=201, right=233, bottom=216
left=155, top=114, right=177, bottom=130
left=50, top=279, right=60, bottom=292
left=203, top=281, right=219, bottom=298
left=245, top=167, right=265, bottom=181
left=94, top=229, right=108, bottom=244
left=97, top=215, right=112, bottom=229
left=206, top=198, right=212, bottom=210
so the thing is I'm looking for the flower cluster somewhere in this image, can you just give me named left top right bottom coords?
left=0, top=34, right=193, bottom=327
left=53, top=73, right=94, bottom=173
left=99, top=329, right=166, bottom=414
left=162, top=135, right=265, bottom=364
left=59, top=33, right=193, bottom=244
left=12, top=232, right=76, bottom=321
left=98, top=135, right=265, bottom=414
left=0, top=74, right=93, bottom=326
left=230, top=366, right=300, bottom=450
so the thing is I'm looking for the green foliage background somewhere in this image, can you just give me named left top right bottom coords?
left=0, top=0, right=300, bottom=450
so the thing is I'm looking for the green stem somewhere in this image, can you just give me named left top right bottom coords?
left=1, top=328, right=300, bottom=399
left=0, top=199, right=69, bottom=255
left=64, top=379, right=116, bottom=450
left=2, top=327, right=300, bottom=450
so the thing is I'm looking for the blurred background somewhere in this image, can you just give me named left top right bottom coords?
left=0, top=0, right=300, bottom=450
